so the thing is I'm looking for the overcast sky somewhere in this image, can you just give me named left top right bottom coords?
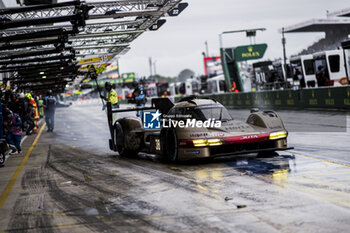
left=5, top=0, right=350, bottom=77
left=117, top=0, right=350, bottom=78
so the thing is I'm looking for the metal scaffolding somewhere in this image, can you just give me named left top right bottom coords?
left=0, top=0, right=183, bottom=92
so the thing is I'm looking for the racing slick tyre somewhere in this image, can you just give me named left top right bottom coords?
left=161, top=128, right=178, bottom=162
left=114, top=122, right=138, bottom=158
left=0, top=153, right=4, bottom=166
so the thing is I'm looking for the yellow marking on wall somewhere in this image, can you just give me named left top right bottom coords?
left=309, top=99, right=318, bottom=105
left=344, top=99, right=350, bottom=105
left=325, top=98, right=335, bottom=105
left=0, top=124, right=46, bottom=210
left=287, top=99, right=294, bottom=105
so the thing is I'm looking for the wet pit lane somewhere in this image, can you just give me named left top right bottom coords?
left=0, top=99, right=349, bottom=233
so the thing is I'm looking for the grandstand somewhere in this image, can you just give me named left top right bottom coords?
left=282, top=9, right=350, bottom=55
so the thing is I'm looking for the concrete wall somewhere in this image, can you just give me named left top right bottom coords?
left=175, top=86, right=350, bottom=110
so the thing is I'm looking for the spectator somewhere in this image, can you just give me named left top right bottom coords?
left=13, top=93, right=25, bottom=122
left=23, top=103, right=35, bottom=135
left=316, top=65, right=327, bottom=87
left=4, top=109, right=22, bottom=155
left=44, top=90, right=57, bottom=132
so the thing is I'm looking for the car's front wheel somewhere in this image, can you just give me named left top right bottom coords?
left=0, top=153, right=4, bottom=165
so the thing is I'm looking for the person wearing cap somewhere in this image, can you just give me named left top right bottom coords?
left=100, top=82, right=119, bottom=108
left=130, top=81, right=146, bottom=117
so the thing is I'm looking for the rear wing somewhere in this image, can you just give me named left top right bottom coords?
left=106, top=98, right=174, bottom=151
left=109, top=97, right=174, bottom=114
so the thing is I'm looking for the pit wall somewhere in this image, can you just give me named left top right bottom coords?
left=174, top=86, right=350, bottom=110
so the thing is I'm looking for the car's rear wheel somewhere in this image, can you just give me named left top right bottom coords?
left=161, top=128, right=178, bottom=162
left=114, top=122, right=137, bottom=157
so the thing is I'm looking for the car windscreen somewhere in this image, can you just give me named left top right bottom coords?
left=187, top=105, right=233, bottom=122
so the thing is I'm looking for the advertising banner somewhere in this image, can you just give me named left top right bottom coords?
left=234, top=44, right=268, bottom=62
left=203, top=56, right=223, bottom=76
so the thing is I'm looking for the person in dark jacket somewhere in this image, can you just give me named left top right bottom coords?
left=4, top=109, right=22, bottom=154
left=23, top=103, right=35, bottom=135
left=44, top=90, right=57, bottom=132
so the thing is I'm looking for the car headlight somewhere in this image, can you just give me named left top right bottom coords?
left=193, top=139, right=223, bottom=147
left=193, top=139, right=208, bottom=147
left=269, top=131, right=287, bottom=140
left=207, top=139, right=223, bottom=146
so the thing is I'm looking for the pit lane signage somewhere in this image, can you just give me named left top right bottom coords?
left=234, top=44, right=268, bottom=62
left=78, top=55, right=113, bottom=65
left=79, top=63, right=109, bottom=73
left=121, top=72, right=135, bottom=83
left=149, top=19, right=166, bottom=31
left=167, top=2, right=188, bottom=16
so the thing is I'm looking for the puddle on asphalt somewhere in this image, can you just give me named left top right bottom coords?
left=224, top=154, right=296, bottom=176
left=219, top=154, right=298, bottom=185
left=85, top=208, right=99, bottom=216
left=105, top=197, right=158, bottom=216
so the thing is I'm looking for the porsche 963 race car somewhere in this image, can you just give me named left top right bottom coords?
left=106, top=96, right=292, bottom=161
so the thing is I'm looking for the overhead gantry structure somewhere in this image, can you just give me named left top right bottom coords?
left=0, top=0, right=186, bottom=93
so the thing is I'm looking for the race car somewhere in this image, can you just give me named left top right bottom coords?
left=106, top=96, right=292, bottom=161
